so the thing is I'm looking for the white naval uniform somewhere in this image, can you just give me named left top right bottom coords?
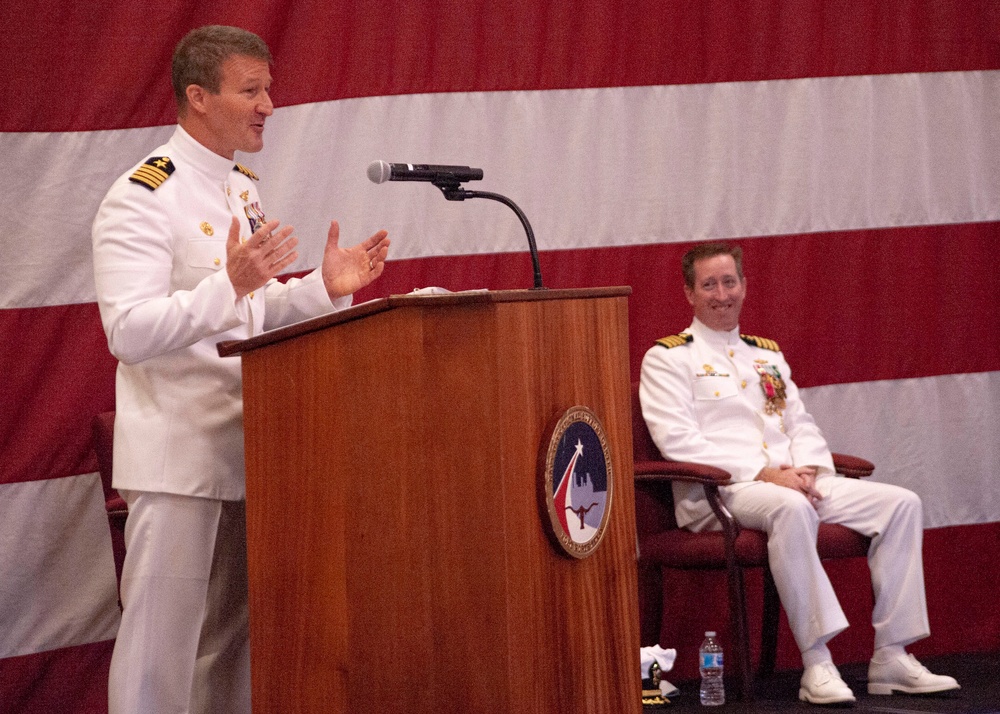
left=92, top=125, right=350, bottom=713
left=639, top=317, right=931, bottom=654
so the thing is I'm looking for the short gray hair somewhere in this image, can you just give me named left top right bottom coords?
left=172, top=26, right=271, bottom=111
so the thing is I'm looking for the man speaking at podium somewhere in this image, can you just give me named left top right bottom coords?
left=92, top=25, right=390, bottom=714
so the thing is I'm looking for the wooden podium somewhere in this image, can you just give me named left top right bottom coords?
left=220, top=287, right=641, bottom=713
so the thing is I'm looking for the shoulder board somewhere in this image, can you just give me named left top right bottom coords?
left=741, top=334, right=781, bottom=352
left=128, top=157, right=175, bottom=191
left=655, top=333, right=693, bottom=349
left=234, top=164, right=259, bottom=181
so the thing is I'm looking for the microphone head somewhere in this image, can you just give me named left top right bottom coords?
left=367, top=160, right=391, bottom=184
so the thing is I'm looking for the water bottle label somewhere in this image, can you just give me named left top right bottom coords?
left=700, top=652, right=723, bottom=668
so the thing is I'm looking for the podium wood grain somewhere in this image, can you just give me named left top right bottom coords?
left=236, top=289, right=641, bottom=713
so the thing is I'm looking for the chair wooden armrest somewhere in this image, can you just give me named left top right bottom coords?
left=637, top=454, right=872, bottom=480
left=106, top=496, right=128, bottom=516
left=633, top=456, right=742, bottom=544
left=832, top=452, right=874, bottom=479
left=634, top=458, right=732, bottom=485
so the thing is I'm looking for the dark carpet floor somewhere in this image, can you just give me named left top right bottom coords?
left=649, top=650, right=999, bottom=714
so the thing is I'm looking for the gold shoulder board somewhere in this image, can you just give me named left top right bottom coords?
left=655, top=333, right=693, bottom=349
left=741, top=334, right=781, bottom=352
left=234, top=164, right=259, bottom=181
left=128, top=156, right=175, bottom=191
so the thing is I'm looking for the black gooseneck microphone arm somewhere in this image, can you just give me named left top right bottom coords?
left=433, top=180, right=545, bottom=290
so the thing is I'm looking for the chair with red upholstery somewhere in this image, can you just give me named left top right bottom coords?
left=92, top=411, right=127, bottom=604
left=631, top=382, right=873, bottom=701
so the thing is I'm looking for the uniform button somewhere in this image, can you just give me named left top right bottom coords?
left=714, top=391, right=720, bottom=397
left=249, top=291, right=255, bottom=299
left=213, top=258, right=221, bottom=266
left=729, top=349, right=735, bottom=357
left=741, top=380, right=747, bottom=388
left=763, top=441, right=768, bottom=449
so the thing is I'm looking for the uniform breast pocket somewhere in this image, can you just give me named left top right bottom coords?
left=693, top=376, right=738, bottom=401
left=186, top=239, right=226, bottom=271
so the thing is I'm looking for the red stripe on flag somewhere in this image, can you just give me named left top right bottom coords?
left=352, top=221, right=1000, bottom=388
left=6, top=0, right=1000, bottom=132
left=0, top=303, right=116, bottom=485
left=7, top=221, right=996, bottom=484
left=0, top=640, right=113, bottom=714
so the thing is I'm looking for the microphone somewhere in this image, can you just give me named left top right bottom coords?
left=367, top=160, right=483, bottom=185
left=367, top=159, right=544, bottom=289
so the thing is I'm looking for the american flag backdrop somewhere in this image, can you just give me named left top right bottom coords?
left=2, top=1, right=999, bottom=710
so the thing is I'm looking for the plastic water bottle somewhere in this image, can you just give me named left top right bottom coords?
left=699, top=631, right=725, bottom=705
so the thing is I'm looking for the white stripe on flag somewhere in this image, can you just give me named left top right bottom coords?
left=3, top=70, right=998, bottom=308
left=803, top=370, right=1000, bottom=529
left=0, top=474, right=121, bottom=659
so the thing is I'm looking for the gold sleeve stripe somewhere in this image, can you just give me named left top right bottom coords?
left=234, top=164, right=259, bottom=180
left=128, top=157, right=175, bottom=191
left=741, top=334, right=781, bottom=352
left=655, top=333, right=693, bottom=349
left=133, top=166, right=168, bottom=182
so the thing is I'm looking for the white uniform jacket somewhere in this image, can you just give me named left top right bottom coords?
left=639, top=318, right=835, bottom=530
left=92, top=126, right=349, bottom=499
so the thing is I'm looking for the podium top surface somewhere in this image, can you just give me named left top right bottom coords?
left=217, top=286, right=631, bottom=357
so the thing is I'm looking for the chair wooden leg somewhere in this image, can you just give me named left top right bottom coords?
left=759, top=565, right=780, bottom=678
left=726, top=564, right=754, bottom=701
left=638, top=562, right=665, bottom=646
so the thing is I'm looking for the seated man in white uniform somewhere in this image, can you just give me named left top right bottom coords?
left=639, top=242, right=959, bottom=704
left=92, top=25, right=391, bottom=714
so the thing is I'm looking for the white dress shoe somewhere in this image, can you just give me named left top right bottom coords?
left=867, top=653, right=961, bottom=695
left=799, top=662, right=856, bottom=705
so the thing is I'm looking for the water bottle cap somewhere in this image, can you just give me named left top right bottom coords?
left=705, top=631, right=716, bottom=636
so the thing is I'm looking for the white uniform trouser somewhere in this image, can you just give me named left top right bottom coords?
left=721, top=474, right=930, bottom=654
left=109, top=491, right=251, bottom=714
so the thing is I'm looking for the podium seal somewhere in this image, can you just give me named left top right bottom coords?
left=540, top=406, right=614, bottom=559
